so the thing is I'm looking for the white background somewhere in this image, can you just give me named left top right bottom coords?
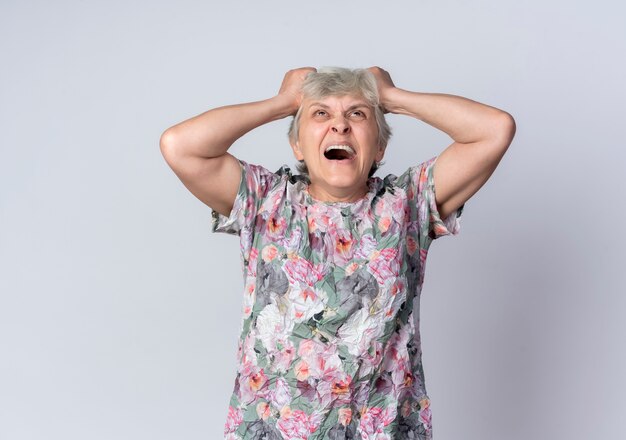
left=1, top=1, right=625, bottom=439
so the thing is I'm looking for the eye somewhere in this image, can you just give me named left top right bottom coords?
left=350, top=109, right=366, bottom=118
left=313, top=109, right=328, bottom=117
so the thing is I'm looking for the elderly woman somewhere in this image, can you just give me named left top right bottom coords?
left=160, top=66, right=515, bottom=439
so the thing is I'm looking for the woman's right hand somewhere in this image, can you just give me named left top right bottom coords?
left=276, top=67, right=317, bottom=116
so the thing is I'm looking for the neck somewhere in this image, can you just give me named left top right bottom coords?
left=307, top=182, right=369, bottom=203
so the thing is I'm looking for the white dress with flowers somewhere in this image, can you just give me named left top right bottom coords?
left=212, top=155, right=464, bottom=440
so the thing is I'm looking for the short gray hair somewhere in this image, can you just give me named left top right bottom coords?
left=287, top=67, right=392, bottom=180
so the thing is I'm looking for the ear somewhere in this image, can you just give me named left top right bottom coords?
left=290, top=140, right=305, bottom=161
left=375, top=143, right=387, bottom=162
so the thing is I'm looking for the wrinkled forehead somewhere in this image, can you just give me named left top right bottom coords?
left=301, top=93, right=375, bottom=110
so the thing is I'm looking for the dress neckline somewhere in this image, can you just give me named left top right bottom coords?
left=300, top=179, right=383, bottom=215
left=303, top=184, right=372, bottom=206
left=282, top=164, right=385, bottom=212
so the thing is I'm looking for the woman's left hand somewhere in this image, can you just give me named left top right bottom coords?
left=367, top=66, right=397, bottom=113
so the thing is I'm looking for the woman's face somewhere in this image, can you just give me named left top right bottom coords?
left=291, top=94, right=385, bottom=201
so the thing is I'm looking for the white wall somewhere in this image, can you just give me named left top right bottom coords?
left=1, top=1, right=624, bottom=439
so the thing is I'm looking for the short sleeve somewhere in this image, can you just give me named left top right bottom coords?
left=418, top=155, right=464, bottom=240
left=211, top=160, right=278, bottom=236
left=394, top=155, right=465, bottom=243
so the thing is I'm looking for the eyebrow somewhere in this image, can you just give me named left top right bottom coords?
left=308, top=102, right=371, bottom=112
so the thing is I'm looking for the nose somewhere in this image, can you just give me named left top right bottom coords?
left=331, top=117, right=350, bottom=134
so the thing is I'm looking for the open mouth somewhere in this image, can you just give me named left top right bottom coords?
left=324, top=145, right=356, bottom=161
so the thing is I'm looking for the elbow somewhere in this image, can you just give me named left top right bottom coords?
left=501, top=112, right=516, bottom=140
left=493, top=111, right=516, bottom=149
left=159, top=127, right=180, bottom=161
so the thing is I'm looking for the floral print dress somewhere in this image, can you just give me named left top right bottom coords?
left=211, top=155, right=464, bottom=440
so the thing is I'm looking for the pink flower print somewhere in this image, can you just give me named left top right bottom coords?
left=296, top=339, right=343, bottom=381
left=391, top=362, right=412, bottom=391
left=266, top=213, right=287, bottom=239
left=283, top=255, right=326, bottom=286
left=380, top=248, right=399, bottom=263
left=245, top=171, right=258, bottom=193
left=386, top=290, right=410, bottom=320
left=358, top=340, right=383, bottom=378
left=272, top=338, right=296, bottom=373
left=306, top=202, right=330, bottom=224
left=288, top=286, right=327, bottom=322
left=277, top=408, right=322, bottom=439
left=381, top=324, right=411, bottom=377
left=298, top=288, right=317, bottom=303
left=407, top=184, right=414, bottom=201
left=281, top=225, right=302, bottom=254
left=307, top=351, right=327, bottom=380
left=406, top=235, right=417, bottom=255
left=345, top=261, right=360, bottom=276
left=308, top=213, right=330, bottom=232
left=256, top=401, right=272, bottom=420
left=238, top=363, right=269, bottom=404
left=354, top=234, right=377, bottom=260
left=260, top=190, right=284, bottom=214
left=418, top=165, right=428, bottom=186
left=418, top=200, right=428, bottom=230
left=241, top=275, right=256, bottom=319
left=261, top=244, right=279, bottom=262
left=374, top=197, right=386, bottom=216
left=297, top=339, right=318, bottom=358
left=378, top=216, right=392, bottom=233
left=368, top=248, right=399, bottom=286
left=279, top=405, right=292, bottom=419
left=247, top=247, right=258, bottom=274
left=338, top=407, right=352, bottom=426
left=242, top=297, right=253, bottom=318
left=430, top=210, right=451, bottom=236
left=294, top=359, right=310, bottom=381
left=390, top=194, right=406, bottom=223
left=312, top=344, right=343, bottom=379
left=330, top=225, right=355, bottom=264
left=358, top=406, right=396, bottom=439
left=224, top=405, right=243, bottom=434
left=316, top=370, right=353, bottom=407
left=419, top=399, right=432, bottom=431
left=419, top=248, right=429, bottom=281
left=400, top=399, right=413, bottom=418
left=239, top=332, right=258, bottom=366
left=375, top=194, right=405, bottom=225
left=390, top=279, right=405, bottom=300
left=268, top=376, right=292, bottom=410
left=243, top=194, right=256, bottom=225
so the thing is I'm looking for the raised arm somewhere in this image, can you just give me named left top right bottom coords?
left=159, top=67, right=315, bottom=216
left=368, top=66, right=516, bottom=220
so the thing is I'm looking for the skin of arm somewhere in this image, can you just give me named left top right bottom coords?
left=368, top=67, right=516, bottom=219
left=159, top=67, right=316, bottom=217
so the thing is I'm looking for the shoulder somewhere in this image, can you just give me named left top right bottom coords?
left=238, top=161, right=298, bottom=195
left=381, top=157, right=437, bottom=190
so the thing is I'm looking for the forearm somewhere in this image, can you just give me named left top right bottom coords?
left=160, top=95, right=295, bottom=159
left=382, top=87, right=513, bottom=144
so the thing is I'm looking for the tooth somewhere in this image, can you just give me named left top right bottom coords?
left=325, top=145, right=355, bottom=154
